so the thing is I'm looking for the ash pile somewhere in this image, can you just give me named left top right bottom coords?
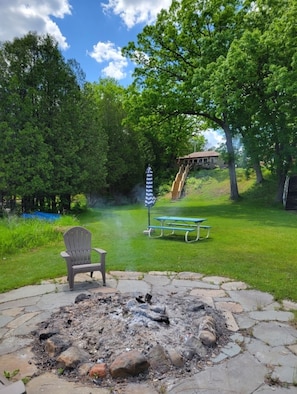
left=31, top=291, right=231, bottom=389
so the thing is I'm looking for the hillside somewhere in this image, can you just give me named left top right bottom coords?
left=181, top=168, right=279, bottom=207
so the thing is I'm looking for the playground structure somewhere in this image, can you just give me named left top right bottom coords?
left=171, top=151, right=222, bottom=200
left=171, top=164, right=190, bottom=200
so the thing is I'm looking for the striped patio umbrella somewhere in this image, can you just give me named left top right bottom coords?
left=145, top=165, right=156, bottom=227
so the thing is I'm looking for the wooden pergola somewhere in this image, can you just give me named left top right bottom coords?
left=177, top=151, right=222, bottom=169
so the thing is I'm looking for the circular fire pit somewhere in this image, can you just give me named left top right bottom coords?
left=32, top=291, right=231, bottom=390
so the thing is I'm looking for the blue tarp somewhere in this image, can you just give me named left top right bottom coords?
left=21, top=211, right=61, bottom=222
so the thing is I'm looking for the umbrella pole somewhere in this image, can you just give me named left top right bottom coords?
left=148, top=206, right=151, bottom=227
left=143, top=206, right=151, bottom=235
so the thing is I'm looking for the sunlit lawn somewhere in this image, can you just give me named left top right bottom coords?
left=1, top=169, right=297, bottom=302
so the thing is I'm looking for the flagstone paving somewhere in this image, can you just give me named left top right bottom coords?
left=0, top=271, right=297, bottom=394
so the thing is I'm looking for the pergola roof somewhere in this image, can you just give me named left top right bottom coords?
left=178, top=151, right=220, bottom=160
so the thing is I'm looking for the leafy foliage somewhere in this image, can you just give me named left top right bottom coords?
left=122, top=0, right=297, bottom=202
left=0, top=33, right=84, bottom=211
left=0, top=35, right=144, bottom=210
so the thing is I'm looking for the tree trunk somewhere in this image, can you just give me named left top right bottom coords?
left=223, top=121, right=240, bottom=201
left=274, top=142, right=291, bottom=203
left=275, top=172, right=286, bottom=203
left=253, top=161, right=264, bottom=184
left=60, top=194, right=71, bottom=212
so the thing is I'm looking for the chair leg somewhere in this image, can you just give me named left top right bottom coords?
left=68, top=271, right=74, bottom=291
left=102, top=270, right=106, bottom=286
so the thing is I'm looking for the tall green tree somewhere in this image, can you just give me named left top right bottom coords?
left=80, top=82, right=108, bottom=201
left=87, top=78, right=144, bottom=198
left=123, top=0, right=249, bottom=200
left=221, top=0, right=297, bottom=200
left=124, top=86, right=207, bottom=184
left=0, top=32, right=85, bottom=211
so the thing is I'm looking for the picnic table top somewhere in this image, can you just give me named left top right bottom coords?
left=155, top=216, right=206, bottom=223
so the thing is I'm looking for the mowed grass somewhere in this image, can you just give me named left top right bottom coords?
left=0, top=169, right=296, bottom=302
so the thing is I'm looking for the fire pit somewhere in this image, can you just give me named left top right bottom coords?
left=31, top=291, right=231, bottom=391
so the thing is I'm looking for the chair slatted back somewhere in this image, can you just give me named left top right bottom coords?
left=63, top=226, right=92, bottom=265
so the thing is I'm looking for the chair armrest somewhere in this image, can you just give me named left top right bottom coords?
left=92, top=248, right=107, bottom=255
left=60, top=251, right=70, bottom=258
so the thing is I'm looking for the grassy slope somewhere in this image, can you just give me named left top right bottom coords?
left=1, top=169, right=297, bottom=302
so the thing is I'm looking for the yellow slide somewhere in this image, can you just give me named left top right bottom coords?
left=171, top=164, right=190, bottom=200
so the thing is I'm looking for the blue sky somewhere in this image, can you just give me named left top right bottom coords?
left=0, top=0, right=171, bottom=86
left=52, top=0, right=143, bottom=84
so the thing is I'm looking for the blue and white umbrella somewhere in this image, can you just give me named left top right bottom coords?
left=145, top=165, right=156, bottom=227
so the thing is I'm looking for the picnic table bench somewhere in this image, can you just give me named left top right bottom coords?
left=148, top=216, right=211, bottom=243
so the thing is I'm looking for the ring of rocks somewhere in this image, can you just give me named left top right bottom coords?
left=31, top=291, right=232, bottom=391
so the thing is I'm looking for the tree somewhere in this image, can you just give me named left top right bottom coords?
left=86, top=78, right=144, bottom=199
left=0, top=32, right=86, bottom=211
left=123, top=0, right=249, bottom=200
left=79, top=83, right=108, bottom=201
left=220, top=0, right=297, bottom=200
left=124, top=87, right=207, bottom=185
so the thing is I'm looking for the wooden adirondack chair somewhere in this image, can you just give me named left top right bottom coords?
left=61, top=226, right=106, bottom=290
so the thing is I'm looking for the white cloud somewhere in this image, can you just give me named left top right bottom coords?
left=101, top=0, right=172, bottom=29
left=88, top=41, right=128, bottom=80
left=204, top=129, right=225, bottom=149
left=0, top=0, right=71, bottom=49
left=92, top=0, right=172, bottom=79
left=102, top=61, right=127, bottom=79
left=0, top=1, right=174, bottom=82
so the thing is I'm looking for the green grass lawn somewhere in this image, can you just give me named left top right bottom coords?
left=1, top=169, right=297, bottom=302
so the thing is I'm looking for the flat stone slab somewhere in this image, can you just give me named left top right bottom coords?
left=172, top=279, right=219, bottom=289
left=0, top=347, right=37, bottom=379
left=10, top=310, right=53, bottom=336
left=252, top=321, right=297, bottom=346
left=288, top=344, right=297, bottom=355
left=228, top=290, right=274, bottom=311
left=124, top=383, right=158, bottom=394
left=0, top=336, right=33, bottom=356
left=149, top=270, right=178, bottom=278
left=176, top=271, right=204, bottom=280
left=234, top=314, right=256, bottom=330
left=167, top=353, right=268, bottom=393
left=25, top=372, right=110, bottom=393
left=0, top=315, right=13, bottom=328
left=247, top=339, right=297, bottom=368
left=221, top=311, right=239, bottom=331
left=6, top=312, right=39, bottom=330
left=255, top=385, right=297, bottom=393
left=249, top=310, right=294, bottom=322
left=0, top=284, right=56, bottom=303
left=282, top=300, right=297, bottom=311
left=271, top=365, right=297, bottom=385
left=109, top=271, right=144, bottom=280
left=35, top=292, right=79, bottom=310
left=215, top=301, right=243, bottom=313
left=115, top=279, right=151, bottom=294
left=221, top=281, right=248, bottom=291
left=202, top=276, right=232, bottom=285
left=190, top=289, right=226, bottom=298
left=212, top=342, right=242, bottom=363
left=143, top=274, right=171, bottom=286
left=0, top=296, right=41, bottom=311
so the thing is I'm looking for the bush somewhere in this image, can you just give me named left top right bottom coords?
left=0, top=215, right=78, bottom=257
